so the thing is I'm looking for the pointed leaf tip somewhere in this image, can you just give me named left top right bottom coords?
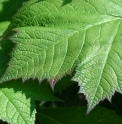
left=1, top=0, right=122, bottom=113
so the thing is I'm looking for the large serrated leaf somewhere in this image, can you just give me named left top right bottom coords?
left=1, top=0, right=122, bottom=113
left=0, top=25, right=35, bottom=124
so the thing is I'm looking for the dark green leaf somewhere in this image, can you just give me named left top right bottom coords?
left=37, top=107, right=122, bottom=124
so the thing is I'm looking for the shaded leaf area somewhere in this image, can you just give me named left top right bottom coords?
left=1, top=0, right=122, bottom=113
left=0, top=80, right=61, bottom=101
left=0, top=45, right=36, bottom=124
left=99, top=92, right=122, bottom=116
left=3, top=0, right=117, bottom=37
left=37, top=107, right=122, bottom=124
left=0, top=0, right=28, bottom=21
left=0, top=44, right=9, bottom=76
left=54, top=75, right=75, bottom=93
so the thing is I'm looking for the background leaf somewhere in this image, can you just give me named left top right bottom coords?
left=37, top=107, right=122, bottom=124
left=0, top=0, right=28, bottom=22
left=0, top=80, right=62, bottom=101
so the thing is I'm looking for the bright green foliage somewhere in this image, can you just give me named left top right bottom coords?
left=0, top=47, right=36, bottom=124
left=0, top=38, right=60, bottom=124
left=0, top=86, right=36, bottom=124
left=0, top=44, right=61, bottom=124
left=1, top=0, right=122, bottom=115
left=38, top=107, right=122, bottom=124
left=2, top=27, right=83, bottom=89
left=0, top=1, right=61, bottom=123
left=0, top=43, right=34, bottom=124
left=0, top=21, right=9, bottom=36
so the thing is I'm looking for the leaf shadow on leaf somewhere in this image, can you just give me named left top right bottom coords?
left=62, top=0, right=73, bottom=6
left=0, top=38, right=15, bottom=79
left=0, top=48, right=9, bottom=77
left=1, top=39, right=15, bottom=55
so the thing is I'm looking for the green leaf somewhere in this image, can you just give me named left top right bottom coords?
left=0, top=50, right=59, bottom=124
left=0, top=86, right=36, bottom=124
left=0, top=19, right=61, bottom=124
left=37, top=107, right=122, bottom=124
left=1, top=0, right=122, bottom=113
left=1, top=27, right=83, bottom=89
left=2, top=0, right=117, bottom=37
left=0, top=46, right=36, bottom=124
left=0, top=80, right=62, bottom=101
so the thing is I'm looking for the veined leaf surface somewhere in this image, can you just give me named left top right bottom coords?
left=1, top=0, right=122, bottom=113
left=0, top=86, right=36, bottom=124
left=0, top=37, right=36, bottom=124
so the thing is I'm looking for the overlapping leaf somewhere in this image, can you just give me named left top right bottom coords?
left=0, top=34, right=36, bottom=124
left=0, top=86, right=36, bottom=124
left=0, top=39, right=59, bottom=124
left=1, top=0, right=122, bottom=113
left=0, top=5, right=60, bottom=123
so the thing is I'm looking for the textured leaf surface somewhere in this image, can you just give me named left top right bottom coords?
left=0, top=86, right=36, bottom=124
left=0, top=13, right=61, bottom=124
left=0, top=46, right=36, bottom=124
left=37, top=107, right=122, bottom=124
left=0, top=23, right=36, bottom=124
left=1, top=0, right=122, bottom=113
left=0, top=46, right=58, bottom=124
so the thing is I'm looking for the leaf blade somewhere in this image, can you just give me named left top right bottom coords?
left=1, top=0, right=122, bottom=113
left=73, top=19, right=122, bottom=113
left=0, top=87, right=36, bottom=124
